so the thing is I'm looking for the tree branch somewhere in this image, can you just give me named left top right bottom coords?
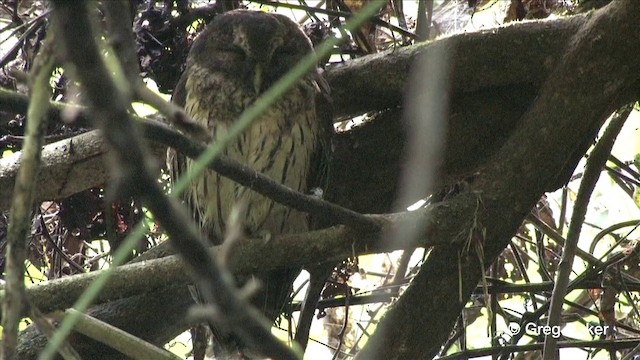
left=544, top=105, right=634, bottom=357
left=0, top=14, right=625, bottom=215
left=0, top=107, right=380, bottom=231
left=49, top=2, right=298, bottom=359
left=1, top=33, right=54, bottom=359
left=325, top=15, right=584, bottom=118
left=355, top=1, right=640, bottom=358
left=1, top=201, right=463, bottom=320
left=4, top=8, right=640, bottom=358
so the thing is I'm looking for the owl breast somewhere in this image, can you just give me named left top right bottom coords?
left=183, top=64, right=321, bottom=242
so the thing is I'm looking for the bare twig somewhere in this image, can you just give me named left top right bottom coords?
left=544, top=104, right=634, bottom=358
left=245, top=0, right=416, bottom=39
left=48, top=2, right=299, bottom=360
left=1, top=31, right=54, bottom=359
left=102, top=0, right=211, bottom=143
left=37, top=212, right=86, bottom=274
left=29, top=303, right=81, bottom=360
left=146, top=119, right=381, bottom=232
left=0, top=12, right=47, bottom=69
left=0, top=132, right=86, bottom=147
left=49, top=309, right=182, bottom=360
left=331, top=288, right=351, bottom=360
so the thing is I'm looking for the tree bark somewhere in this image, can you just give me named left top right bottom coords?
left=2, top=13, right=586, bottom=211
left=355, top=0, right=640, bottom=358
left=4, top=5, right=640, bottom=358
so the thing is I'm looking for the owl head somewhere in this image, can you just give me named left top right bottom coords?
left=188, top=10, right=315, bottom=94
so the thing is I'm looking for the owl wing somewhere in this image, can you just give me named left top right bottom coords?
left=307, top=70, right=335, bottom=230
left=171, top=68, right=188, bottom=109
left=166, top=71, right=199, bottom=223
left=167, top=70, right=188, bottom=182
left=169, top=67, right=333, bottom=229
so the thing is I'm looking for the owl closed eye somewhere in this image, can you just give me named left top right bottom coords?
left=186, top=10, right=314, bottom=93
left=169, top=9, right=332, bottom=357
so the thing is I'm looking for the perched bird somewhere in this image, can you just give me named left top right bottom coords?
left=169, top=9, right=331, bottom=357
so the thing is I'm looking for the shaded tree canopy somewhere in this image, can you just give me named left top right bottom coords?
left=1, top=0, right=640, bottom=359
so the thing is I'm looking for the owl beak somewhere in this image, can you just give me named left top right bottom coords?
left=253, top=64, right=263, bottom=94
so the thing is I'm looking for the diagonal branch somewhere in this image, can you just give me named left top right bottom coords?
left=355, top=0, right=640, bottom=358
left=0, top=13, right=620, bottom=215
left=1, top=35, right=55, bottom=359
left=0, top=92, right=380, bottom=230
left=544, top=105, right=635, bottom=357
left=49, top=2, right=298, bottom=360
left=0, top=198, right=466, bottom=321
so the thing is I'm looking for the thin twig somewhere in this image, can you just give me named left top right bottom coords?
left=331, top=288, right=351, bottom=360
left=0, top=88, right=381, bottom=231
left=245, top=0, right=416, bottom=39
left=48, top=2, right=299, bottom=360
left=138, top=86, right=212, bottom=143
left=543, top=104, right=634, bottom=358
left=103, top=0, right=211, bottom=143
left=0, top=30, right=54, bottom=359
left=144, top=119, right=381, bottom=231
left=37, top=211, right=86, bottom=274
left=0, top=131, right=87, bottom=147
left=0, top=12, right=47, bottom=69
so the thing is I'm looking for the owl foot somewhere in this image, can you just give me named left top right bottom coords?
left=253, top=229, right=272, bottom=243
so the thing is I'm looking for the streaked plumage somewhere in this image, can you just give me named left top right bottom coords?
left=168, top=9, right=330, bottom=354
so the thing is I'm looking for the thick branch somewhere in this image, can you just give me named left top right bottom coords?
left=11, top=195, right=470, bottom=359
left=7, top=10, right=640, bottom=358
left=0, top=14, right=597, bottom=213
left=51, top=2, right=298, bottom=359
left=326, top=16, right=582, bottom=118
left=355, top=1, right=640, bottom=359
left=0, top=129, right=110, bottom=209
left=2, top=200, right=467, bottom=319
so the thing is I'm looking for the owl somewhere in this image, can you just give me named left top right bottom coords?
left=169, top=9, right=331, bottom=355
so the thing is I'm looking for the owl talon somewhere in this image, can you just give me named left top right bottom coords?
left=238, top=278, right=262, bottom=301
left=255, top=230, right=272, bottom=244
left=309, top=187, right=324, bottom=199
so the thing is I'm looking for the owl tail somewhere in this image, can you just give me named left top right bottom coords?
left=200, top=267, right=300, bottom=359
